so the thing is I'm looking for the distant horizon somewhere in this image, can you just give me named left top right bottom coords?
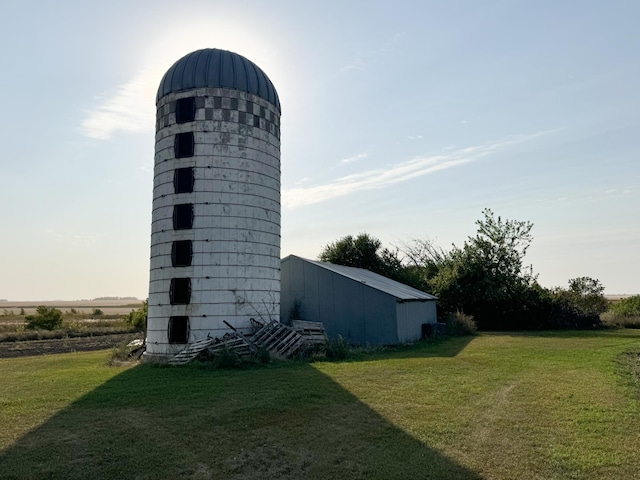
left=0, top=294, right=638, bottom=304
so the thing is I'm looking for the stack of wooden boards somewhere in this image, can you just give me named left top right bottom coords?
left=167, top=319, right=326, bottom=366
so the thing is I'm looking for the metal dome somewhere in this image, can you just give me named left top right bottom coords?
left=157, top=48, right=280, bottom=110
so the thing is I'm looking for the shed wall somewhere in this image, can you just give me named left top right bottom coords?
left=396, top=301, right=437, bottom=343
left=281, top=257, right=398, bottom=345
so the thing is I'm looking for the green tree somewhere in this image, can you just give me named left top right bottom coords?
left=319, top=233, right=383, bottom=270
left=566, top=276, right=608, bottom=317
left=430, top=209, right=538, bottom=329
left=610, top=295, right=640, bottom=317
left=25, top=306, right=64, bottom=330
left=126, top=300, right=147, bottom=331
left=318, top=233, right=407, bottom=280
left=548, top=277, right=608, bottom=328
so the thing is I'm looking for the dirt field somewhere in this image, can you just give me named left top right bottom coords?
left=0, top=299, right=143, bottom=316
left=0, top=333, right=141, bottom=358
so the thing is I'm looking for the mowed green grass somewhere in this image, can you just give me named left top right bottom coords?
left=1, top=331, right=639, bottom=480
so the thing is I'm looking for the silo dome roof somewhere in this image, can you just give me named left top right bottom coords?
left=157, top=48, right=280, bottom=111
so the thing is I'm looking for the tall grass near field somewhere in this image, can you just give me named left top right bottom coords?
left=1, top=330, right=640, bottom=480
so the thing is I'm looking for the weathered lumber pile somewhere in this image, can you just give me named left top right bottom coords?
left=207, top=332, right=255, bottom=358
left=167, top=319, right=327, bottom=365
left=291, top=320, right=327, bottom=347
left=167, top=337, right=215, bottom=365
left=249, top=320, right=304, bottom=359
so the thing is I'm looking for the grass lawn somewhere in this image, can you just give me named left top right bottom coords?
left=1, top=330, right=639, bottom=479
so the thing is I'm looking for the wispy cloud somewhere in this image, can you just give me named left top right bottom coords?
left=45, top=229, right=99, bottom=247
left=81, top=66, right=161, bottom=140
left=338, top=57, right=366, bottom=74
left=283, top=133, right=544, bottom=209
left=340, top=152, right=368, bottom=164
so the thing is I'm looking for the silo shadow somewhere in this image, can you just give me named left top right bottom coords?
left=0, top=354, right=483, bottom=480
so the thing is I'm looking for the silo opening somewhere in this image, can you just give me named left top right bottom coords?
left=174, top=167, right=194, bottom=193
left=168, top=316, right=189, bottom=343
left=175, top=97, right=196, bottom=124
left=173, top=204, right=194, bottom=230
left=171, top=240, right=193, bottom=267
left=174, top=132, right=194, bottom=158
left=170, top=278, right=191, bottom=305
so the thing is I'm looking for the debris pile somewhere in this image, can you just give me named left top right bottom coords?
left=165, top=318, right=327, bottom=366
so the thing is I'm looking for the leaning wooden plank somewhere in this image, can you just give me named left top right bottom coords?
left=278, top=336, right=304, bottom=358
left=168, top=337, right=215, bottom=365
left=291, top=320, right=325, bottom=331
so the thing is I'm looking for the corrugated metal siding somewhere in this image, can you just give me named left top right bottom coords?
left=396, top=301, right=437, bottom=343
left=282, top=256, right=428, bottom=345
left=301, top=258, right=437, bottom=301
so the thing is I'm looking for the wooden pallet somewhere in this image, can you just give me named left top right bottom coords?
left=168, top=320, right=308, bottom=365
left=249, top=321, right=304, bottom=359
left=291, top=320, right=327, bottom=346
left=167, top=337, right=214, bottom=365
left=208, top=332, right=255, bottom=357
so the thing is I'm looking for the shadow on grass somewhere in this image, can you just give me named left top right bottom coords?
left=0, top=352, right=483, bottom=480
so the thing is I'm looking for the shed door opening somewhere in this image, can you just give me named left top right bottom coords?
left=171, top=240, right=193, bottom=267
left=168, top=316, right=189, bottom=344
left=173, top=204, right=193, bottom=230
left=175, top=97, right=196, bottom=124
left=174, top=167, right=194, bottom=193
left=170, top=278, right=191, bottom=304
left=174, top=132, right=194, bottom=158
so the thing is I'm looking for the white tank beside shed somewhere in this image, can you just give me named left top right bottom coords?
left=145, top=49, right=281, bottom=360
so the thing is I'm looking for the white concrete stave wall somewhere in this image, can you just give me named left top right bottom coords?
left=146, top=87, right=281, bottom=358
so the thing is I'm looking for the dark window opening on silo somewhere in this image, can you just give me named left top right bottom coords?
left=168, top=316, right=189, bottom=343
left=174, top=132, right=194, bottom=158
left=175, top=97, right=196, bottom=124
left=174, top=167, right=194, bottom=193
left=170, top=278, right=191, bottom=305
left=173, top=204, right=193, bottom=230
left=171, top=240, right=193, bottom=267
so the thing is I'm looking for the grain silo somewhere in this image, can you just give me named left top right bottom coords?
left=145, top=48, right=281, bottom=360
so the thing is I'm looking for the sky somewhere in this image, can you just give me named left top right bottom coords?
left=0, top=0, right=638, bottom=300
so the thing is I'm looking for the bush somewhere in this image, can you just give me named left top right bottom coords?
left=108, top=340, right=144, bottom=366
left=92, top=308, right=103, bottom=316
left=254, top=346, right=271, bottom=364
left=213, top=345, right=242, bottom=369
left=126, top=300, right=147, bottom=331
left=610, top=295, right=640, bottom=317
left=601, top=311, right=640, bottom=329
left=444, top=311, right=478, bottom=336
left=325, top=335, right=350, bottom=360
left=24, top=306, right=63, bottom=331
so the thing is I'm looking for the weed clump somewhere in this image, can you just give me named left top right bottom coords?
left=108, top=340, right=144, bottom=366
left=324, top=335, right=350, bottom=360
left=213, top=345, right=242, bottom=369
left=444, top=311, right=478, bottom=336
left=254, top=346, right=271, bottom=364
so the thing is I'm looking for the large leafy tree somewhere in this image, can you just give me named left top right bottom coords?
left=319, top=233, right=405, bottom=280
left=430, top=209, right=539, bottom=329
left=549, top=277, right=608, bottom=328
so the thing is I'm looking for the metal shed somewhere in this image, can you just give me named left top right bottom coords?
left=280, top=255, right=438, bottom=346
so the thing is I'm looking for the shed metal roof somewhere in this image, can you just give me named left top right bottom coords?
left=286, top=256, right=438, bottom=301
left=157, top=48, right=280, bottom=110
